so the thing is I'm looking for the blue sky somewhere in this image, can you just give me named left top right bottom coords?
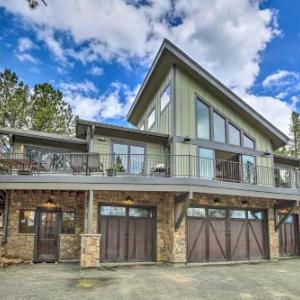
left=0, top=0, right=299, bottom=135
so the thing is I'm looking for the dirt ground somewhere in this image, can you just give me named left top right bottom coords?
left=0, top=259, right=300, bottom=299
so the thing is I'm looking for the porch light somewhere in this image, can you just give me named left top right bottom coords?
left=263, top=151, right=272, bottom=157
left=44, top=199, right=56, bottom=208
left=213, top=198, right=221, bottom=204
left=242, top=199, right=249, bottom=206
left=125, top=195, right=133, bottom=203
left=184, top=136, right=191, bottom=142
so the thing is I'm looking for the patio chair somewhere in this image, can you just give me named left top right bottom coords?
left=87, top=153, right=104, bottom=175
left=70, top=154, right=86, bottom=174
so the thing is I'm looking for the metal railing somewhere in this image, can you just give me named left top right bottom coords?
left=0, top=152, right=299, bottom=189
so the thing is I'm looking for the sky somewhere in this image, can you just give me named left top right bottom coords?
left=0, top=0, right=299, bottom=135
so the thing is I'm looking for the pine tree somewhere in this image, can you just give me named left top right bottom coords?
left=289, top=111, right=300, bottom=158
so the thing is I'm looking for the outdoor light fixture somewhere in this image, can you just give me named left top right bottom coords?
left=44, top=198, right=56, bottom=208
left=213, top=198, right=221, bottom=204
left=264, top=151, right=272, bottom=157
left=242, top=199, right=249, bottom=206
left=184, top=136, right=191, bottom=142
left=126, top=195, right=133, bottom=201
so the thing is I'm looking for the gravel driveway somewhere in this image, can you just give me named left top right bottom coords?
left=0, top=259, right=299, bottom=300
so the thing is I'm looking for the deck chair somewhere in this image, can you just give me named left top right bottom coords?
left=70, top=154, right=86, bottom=174
left=87, top=153, right=104, bottom=174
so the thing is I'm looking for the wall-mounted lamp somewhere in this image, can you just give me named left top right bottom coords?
left=242, top=199, right=249, bottom=206
left=263, top=151, right=272, bottom=157
left=44, top=198, right=57, bottom=208
left=213, top=198, right=221, bottom=204
left=184, top=136, right=191, bottom=142
left=126, top=195, right=133, bottom=202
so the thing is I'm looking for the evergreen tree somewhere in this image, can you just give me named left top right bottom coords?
left=289, top=111, right=300, bottom=158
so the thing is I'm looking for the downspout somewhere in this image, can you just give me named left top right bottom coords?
left=1, top=190, right=9, bottom=246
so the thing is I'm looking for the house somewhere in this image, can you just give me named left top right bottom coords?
left=0, top=39, right=299, bottom=267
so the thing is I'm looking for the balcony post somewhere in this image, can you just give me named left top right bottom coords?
left=86, top=190, right=94, bottom=234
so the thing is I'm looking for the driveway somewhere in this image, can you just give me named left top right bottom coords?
left=0, top=259, right=300, bottom=300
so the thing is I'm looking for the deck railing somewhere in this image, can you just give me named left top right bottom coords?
left=0, top=152, right=299, bottom=189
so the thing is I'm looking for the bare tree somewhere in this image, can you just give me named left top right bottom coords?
left=27, top=0, right=47, bottom=9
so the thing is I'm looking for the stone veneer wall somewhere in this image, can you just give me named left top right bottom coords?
left=4, top=190, right=85, bottom=261
left=80, top=234, right=101, bottom=268
left=93, top=191, right=175, bottom=262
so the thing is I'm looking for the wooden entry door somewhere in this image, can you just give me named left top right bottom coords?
left=279, top=214, right=299, bottom=257
left=35, top=209, right=60, bottom=262
left=99, top=205, right=155, bottom=262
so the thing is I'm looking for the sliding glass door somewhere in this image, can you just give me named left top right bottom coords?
left=199, top=148, right=214, bottom=179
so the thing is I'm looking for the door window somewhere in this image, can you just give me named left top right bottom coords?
left=199, top=148, right=214, bottom=179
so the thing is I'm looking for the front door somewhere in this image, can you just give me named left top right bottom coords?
left=34, top=209, right=60, bottom=262
left=279, top=214, right=299, bottom=257
left=99, top=205, right=155, bottom=262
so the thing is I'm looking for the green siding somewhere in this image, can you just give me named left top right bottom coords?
left=137, top=68, right=173, bottom=135
left=175, top=67, right=273, bottom=153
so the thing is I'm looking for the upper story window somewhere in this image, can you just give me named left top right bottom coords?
left=228, top=123, right=241, bottom=146
left=140, top=123, right=145, bottom=131
left=160, top=84, right=170, bottom=112
left=243, top=134, right=255, bottom=149
left=213, top=112, right=226, bottom=143
left=148, top=109, right=155, bottom=129
left=196, top=99, right=210, bottom=140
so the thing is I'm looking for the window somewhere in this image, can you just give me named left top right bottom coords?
left=0, top=211, right=3, bottom=228
left=112, top=143, right=128, bottom=173
left=140, top=124, right=145, bottom=130
left=213, top=112, right=226, bottom=143
left=160, top=84, right=170, bottom=112
left=100, top=206, right=126, bottom=216
left=196, top=99, right=210, bottom=140
left=187, top=207, right=206, bottom=217
left=112, top=143, right=145, bottom=174
left=129, top=208, right=152, bottom=218
left=230, top=210, right=246, bottom=219
left=199, top=148, right=214, bottom=179
left=228, top=123, right=241, bottom=146
left=19, top=210, right=35, bottom=233
left=148, top=109, right=155, bottom=129
left=208, top=209, right=226, bottom=218
left=61, top=212, right=75, bottom=234
left=248, top=211, right=263, bottom=220
left=242, top=155, right=256, bottom=184
left=243, top=134, right=255, bottom=149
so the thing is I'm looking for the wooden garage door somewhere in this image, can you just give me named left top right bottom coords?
left=99, top=205, right=155, bottom=262
left=279, top=214, right=299, bottom=257
left=187, top=208, right=267, bottom=262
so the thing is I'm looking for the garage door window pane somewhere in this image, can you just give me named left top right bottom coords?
left=101, top=206, right=126, bottom=216
left=129, top=208, right=152, bottom=218
left=230, top=210, right=246, bottom=219
left=248, top=211, right=263, bottom=220
left=187, top=208, right=206, bottom=217
left=208, top=209, right=226, bottom=218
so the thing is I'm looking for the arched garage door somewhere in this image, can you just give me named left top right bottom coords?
left=187, top=207, right=267, bottom=262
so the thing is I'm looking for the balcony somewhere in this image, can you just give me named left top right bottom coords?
left=0, top=152, right=299, bottom=190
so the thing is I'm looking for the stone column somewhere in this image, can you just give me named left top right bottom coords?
left=268, top=207, right=279, bottom=259
left=80, top=234, right=101, bottom=268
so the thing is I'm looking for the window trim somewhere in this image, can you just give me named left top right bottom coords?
left=147, top=108, right=156, bottom=130
left=160, top=83, right=171, bottom=113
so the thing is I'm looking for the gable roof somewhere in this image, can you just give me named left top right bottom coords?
left=127, top=39, right=289, bottom=149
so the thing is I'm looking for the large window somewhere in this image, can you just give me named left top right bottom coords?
left=160, top=84, right=170, bottom=112
left=213, top=112, right=226, bottom=143
left=61, top=212, right=75, bottom=234
left=196, top=100, right=210, bottom=140
left=228, top=123, right=241, bottom=146
left=242, top=155, right=256, bottom=184
left=112, top=143, right=144, bottom=174
left=19, top=210, right=35, bottom=233
left=199, top=148, right=214, bottom=179
left=243, top=134, right=255, bottom=149
left=148, top=109, right=155, bottom=129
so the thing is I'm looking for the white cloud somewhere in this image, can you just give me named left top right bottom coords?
left=262, top=70, right=299, bottom=88
left=16, top=53, right=38, bottom=64
left=61, top=80, right=139, bottom=121
left=0, top=0, right=278, bottom=90
left=60, top=80, right=98, bottom=94
left=87, top=66, right=104, bottom=76
left=18, top=37, right=35, bottom=52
